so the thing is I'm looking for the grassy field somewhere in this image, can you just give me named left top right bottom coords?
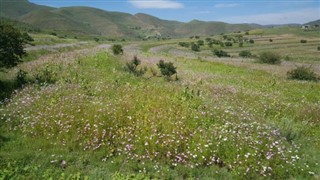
left=0, top=29, right=320, bottom=179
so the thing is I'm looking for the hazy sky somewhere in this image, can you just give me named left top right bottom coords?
left=29, top=0, right=320, bottom=25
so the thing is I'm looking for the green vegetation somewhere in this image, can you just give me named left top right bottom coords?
left=125, top=56, right=146, bottom=77
left=112, top=44, right=123, bottom=55
left=1, top=4, right=320, bottom=179
left=213, top=49, right=230, bottom=57
left=300, top=39, right=307, bottom=43
left=0, top=23, right=32, bottom=68
left=239, top=50, right=252, bottom=58
left=287, top=66, right=319, bottom=81
left=258, top=51, right=281, bottom=64
left=157, top=60, right=177, bottom=80
left=191, top=43, right=200, bottom=52
left=178, top=42, right=190, bottom=48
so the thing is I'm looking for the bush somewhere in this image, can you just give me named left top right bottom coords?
left=15, top=69, right=28, bottom=88
left=239, top=50, right=252, bottom=58
left=300, top=39, right=307, bottom=43
left=112, top=44, right=123, bottom=55
left=125, top=56, right=146, bottom=77
left=213, top=49, right=230, bottom=58
left=258, top=51, right=281, bottom=64
left=197, top=40, right=204, bottom=46
left=34, top=65, right=57, bottom=85
left=224, top=41, right=233, bottom=47
left=287, top=66, right=318, bottom=81
left=157, top=60, right=177, bottom=79
left=318, top=46, right=320, bottom=51
left=249, top=39, right=255, bottom=44
left=191, top=43, right=200, bottom=52
left=178, top=42, right=189, bottom=48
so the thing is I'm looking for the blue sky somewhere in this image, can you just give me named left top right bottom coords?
left=29, top=0, right=320, bottom=25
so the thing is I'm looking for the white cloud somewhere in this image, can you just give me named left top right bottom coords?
left=214, top=3, right=239, bottom=8
left=218, top=8, right=320, bottom=25
left=129, top=0, right=184, bottom=9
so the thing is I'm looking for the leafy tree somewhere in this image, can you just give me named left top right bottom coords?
left=0, top=23, right=32, bottom=68
left=112, top=44, right=123, bottom=55
left=157, top=60, right=177, bottom=79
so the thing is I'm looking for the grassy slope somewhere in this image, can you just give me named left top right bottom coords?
left=0, top=0, right=53, bottom=18
left=0, top=33, right=319, bottom=179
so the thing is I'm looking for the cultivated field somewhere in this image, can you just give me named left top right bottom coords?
left=0, top=29, right=320, bottom=179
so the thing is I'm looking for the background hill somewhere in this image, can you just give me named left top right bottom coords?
left=304, top=19, right=320, bottom=26
left=0, top=0, right=316, bottom=39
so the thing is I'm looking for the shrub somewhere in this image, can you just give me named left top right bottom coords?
left=157, top=60, right=177, bottom=79
left=15, top=69, right=28, bottom=88
left=300, top=39, right=307, bottom=43
left=34, top=65, right=57, bottom=85
left=197, top=40, right=204, bottom=46
left=213, top=49, right=230, bottom=58
left=191, top=43, right=200, bottom=52
left=269, top=39, right=273, bottom=42
left=249, top=39, right=255, bottom=44
left=239, top=50, right=252, bottom=58
left=224, top=41, right=233, bottom=47
left=258, top=51, right=281, bottom=64
left=239, top=42, right=243, bottom=47
left=178, top=42, right=190, bottom=48
left=94, top=37, right=100, bottom=42
left=125, top=56, right=146, bottom=77
left=318, top=46, right=320, bottom=51
left=287, top=66, right=318, bottom=81
left=112, top=44, right=123, bottom=55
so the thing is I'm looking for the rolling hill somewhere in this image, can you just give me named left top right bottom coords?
left=0, top=0, right=270, bottom=38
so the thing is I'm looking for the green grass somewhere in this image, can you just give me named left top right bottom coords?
left=1, top=44, right=319, bottom=179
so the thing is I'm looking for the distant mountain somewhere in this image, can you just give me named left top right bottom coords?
left=0, top=0, right=262, bottom=38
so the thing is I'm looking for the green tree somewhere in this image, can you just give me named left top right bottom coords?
left=0, top=23, right=31, bottom=68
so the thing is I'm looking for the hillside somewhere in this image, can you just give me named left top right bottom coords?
left=1, top=0, right=260, bottom=38
left=305, top=19, right=320, bottom=26
left=0, top=0, right=53, bottom=18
